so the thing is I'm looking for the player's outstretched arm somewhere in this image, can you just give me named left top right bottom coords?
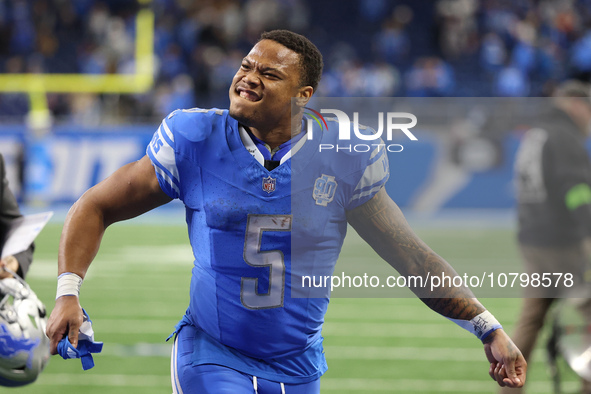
left=346, top=188, right=526, bottom=388
left=46, top=155, right=172, bottom=355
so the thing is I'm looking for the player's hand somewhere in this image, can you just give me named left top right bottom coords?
left=0, top=255, right=19, bottom=279
left=483, top=329, right=527, bottom=388
left=46, top=295, right=84, bottom=355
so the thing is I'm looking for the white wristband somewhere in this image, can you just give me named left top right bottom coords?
left=56, top=272, right=83, bottom=300
left=447, top=310, right=503, bottom=342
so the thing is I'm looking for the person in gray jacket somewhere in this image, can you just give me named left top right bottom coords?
left=0, top=153, right=34, bottom=279
left=506, top=80, right=591, bottom=394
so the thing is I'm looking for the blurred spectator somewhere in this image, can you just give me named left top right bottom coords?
left=480, top=33, right=507, bottom=73
left=318, top=54, right=399, bottom=97
left=406, top=57, right=455, bottom=97
left=69, top=93, right=102, bottom=126
left=159, top=43, right=187, bottom=80
left=358, top=0, right=387, bottom=23
left=571, top=31, right=591, bottom=74
left=510, top=20, right=537, bottom=75
left=536, top=38, right=561, bottom=80
left=153, top=74, right=195, bottom=117
left=481, top=1, right=520, bottom=43
left=364, top=62, right=400, bottom=96
left=243, top=0, right=308, bottom=42
left=0, top=57, right=28, bottom=118
left=373, top=5, right=412, bottom=65
left=495, top=66, right=530, bottom=97
left=435, top=0, right=479, bottom=58
left=508, top=79, right=591, bottom=394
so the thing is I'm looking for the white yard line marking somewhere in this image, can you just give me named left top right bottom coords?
left=323, top=322, right=468, bottom=338
left=326, top=346, right=547, bottom=363
left=321, top=378, right=576, bottom=392
left=36, top=373, right=170, bottom=387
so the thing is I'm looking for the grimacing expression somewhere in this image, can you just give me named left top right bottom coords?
left=229, top=39, right=308, bottom=131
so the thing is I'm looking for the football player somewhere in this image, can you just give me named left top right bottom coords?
left=46, top=30, right=527, bottom=393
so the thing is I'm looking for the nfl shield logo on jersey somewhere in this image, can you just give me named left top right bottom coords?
left=262, top=176, right=276, bottom=193
left=313, top=174, right=337, bottom=206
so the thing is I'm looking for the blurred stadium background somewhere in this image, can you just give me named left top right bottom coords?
left=1, top=0, right=590, bottom=393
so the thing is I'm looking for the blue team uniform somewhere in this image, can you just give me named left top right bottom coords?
left=147, top=108, right=389, bottom=392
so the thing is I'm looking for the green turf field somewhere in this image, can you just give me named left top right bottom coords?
left=9, top=218, right=583, bottom=393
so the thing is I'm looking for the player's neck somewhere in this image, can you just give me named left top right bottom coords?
left=246, top=115, right=303, bottom=149
left=247, top=128, right=290, bottom=149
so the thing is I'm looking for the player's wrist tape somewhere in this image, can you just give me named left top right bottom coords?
left=56, top=272, right=83, bottom=300
left=447, top=310, right=502, bottom=342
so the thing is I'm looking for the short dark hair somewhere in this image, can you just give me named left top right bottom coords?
left=259, top=30, right=323, bottom=92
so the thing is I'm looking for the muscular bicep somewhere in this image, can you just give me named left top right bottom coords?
left=80, top=155, right=172, bottom=226
left=58, top=156, right=172, bottom=277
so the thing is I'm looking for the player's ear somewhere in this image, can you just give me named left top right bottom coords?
left=294, top=86, right=313, bottom=107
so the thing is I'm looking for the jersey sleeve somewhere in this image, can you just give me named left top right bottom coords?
left=146, top=112, right=181, bottom=199
left=346, top=145, right=390, bottom=210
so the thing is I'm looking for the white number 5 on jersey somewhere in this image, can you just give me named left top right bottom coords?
left=241, top=214, right=292, bottom=309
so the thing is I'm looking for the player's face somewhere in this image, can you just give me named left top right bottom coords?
left=229, top=40, right=309, bottom=133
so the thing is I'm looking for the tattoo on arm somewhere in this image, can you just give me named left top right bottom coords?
left=346, top=189, right=485, bottom=320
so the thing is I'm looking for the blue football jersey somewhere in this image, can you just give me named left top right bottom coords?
left=147, top=108, right=389, bottom=382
